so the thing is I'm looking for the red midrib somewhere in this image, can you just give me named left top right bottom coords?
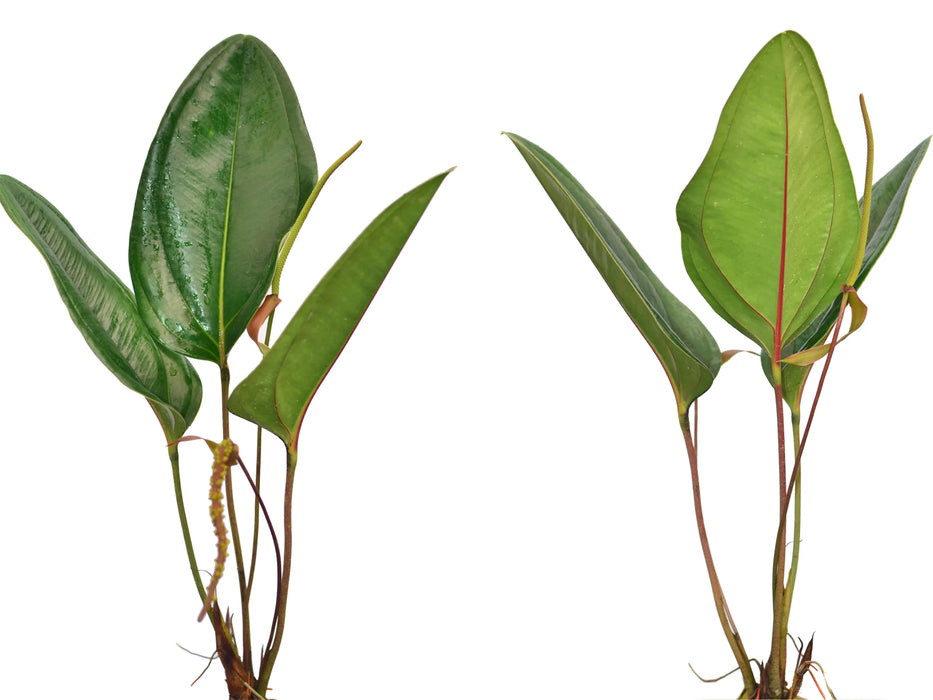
left=775, top=76, right=789, bottom=361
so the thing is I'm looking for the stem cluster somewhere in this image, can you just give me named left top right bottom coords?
left=169, top=367, right=295, bottom=700
left=162, top=141, right=364, bottom=699
left=681, top=95, right=874, bottom=700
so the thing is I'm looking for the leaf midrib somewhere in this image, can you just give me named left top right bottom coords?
left=775, top=67, right=790, bottom=361
left=217, top=74, right=244, bottom=364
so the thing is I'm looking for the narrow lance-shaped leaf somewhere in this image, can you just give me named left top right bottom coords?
left=678, top=31, right=861, bottom=364
left=129, top=34, right=317, bottom=365
left=0, top=175, right=201, bottom=441
left=228, top=169, right=452, bottom=453
left=504, top=132, right=721, bottom=415
left=763, top=136, right=929, bottom=407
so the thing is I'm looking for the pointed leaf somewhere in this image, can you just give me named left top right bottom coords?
left=129, top=34, right=317, bottom=364
left=764, top=137, right=929, bottom=407
left=787, top=136, right=928, bottom=354
left=505, top=132, right=721, bottom=414
left=228, top=169, right=452, bottom=453
left=0, top=175, right=201, bottom=441
left=678, top=31, right=861, bottom=358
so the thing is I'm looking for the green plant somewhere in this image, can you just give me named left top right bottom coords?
left=0, top=34, right=450, bottom=699
left=506, top=30, right=927, bottom=699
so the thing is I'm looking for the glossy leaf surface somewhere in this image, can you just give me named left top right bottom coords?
left=505, top=132, right=721, bottom=414
left=0, top=175, right=201, bottom=441
left=678, top=31, right=860, bottom=358
left=129, top=34, right=317, bottom=364
left=228, top=169, right=452, bottom=452
left=764, top=136, right=929, bottom=406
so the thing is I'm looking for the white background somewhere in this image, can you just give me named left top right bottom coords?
left=1, top=1, right=929, bottom=698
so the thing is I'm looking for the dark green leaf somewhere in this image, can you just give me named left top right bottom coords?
left=505, top=132, right=721, bottom=415
left=129, top=34, right=317, bottom=364
left=228, top=169, right=452, bottom=453
left=0, top=175, right=201, bottom=441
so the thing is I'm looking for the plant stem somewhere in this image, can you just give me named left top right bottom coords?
left=168, top=441, right=209, bottom=607
left=220, top=362, right=231, bottom=439
left=767, top=362, right=788, bottom=695
left=245, top=144, right=361, bottom=690
left=764, top=94, right=874, bottom=696
left=678, top=410, right=757, bottom=696
left=166, top=436, right=240, bottom=664
left=246, top=429, right=262, bottom=603
left=256, top=450, right=298, bottom=697
left=247, top=272, right=281, bottom=607
left=221, top=361, right=253, bottom=672
left=782, top=411, right=803, bottom=640
left=235, top=453, right=284, bottom=618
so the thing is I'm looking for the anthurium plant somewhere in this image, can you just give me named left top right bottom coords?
left=506, top=30, right=927, bottom=699
left=0, top=34, right=450, bottom=699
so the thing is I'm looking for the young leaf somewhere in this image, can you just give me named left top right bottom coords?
left=0, top=175, right=201, bottom=441
left=129, top=34, right=317, bottom=365
left=504, top=132, right=721, bottom=415
left=228, top=169, right=452, bottom=453
left=677, top=31, right=861, bottom=361
left=763, top=136, right=929, bottom=407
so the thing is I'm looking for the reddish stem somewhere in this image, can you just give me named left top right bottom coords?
left=679, top=408, right=757, bottom=695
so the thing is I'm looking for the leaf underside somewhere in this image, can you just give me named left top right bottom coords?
left=505, top=132, right=721, bottom=414
left=677, top=31, right=861, bottom=359
left=763, top=136, right=930, bottom=406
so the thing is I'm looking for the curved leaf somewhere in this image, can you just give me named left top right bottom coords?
left=0, top=175, right=201, bottom=441
left=504, top=132, right=721, bottom=415
left=129, top=34, right=317, bottom=364
left=228, top=169, right=452, bottom=453
left=789, top=136, right=928, bottom=354
left=763, top=136, right=930, bottom=407
left=678, top=31, right=861, bottom=359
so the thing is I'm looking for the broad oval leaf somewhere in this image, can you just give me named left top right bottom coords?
left=130, top=34, right=317, bottom=365
left=228, top=169, right=452, bottom=453
left=763, top=136, right=930, bottom=408
left=505, top=132, right=721, bottom=415
left=0, top=175, right=201, bottom=441
left=677, top=31, right=861, bottom=359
